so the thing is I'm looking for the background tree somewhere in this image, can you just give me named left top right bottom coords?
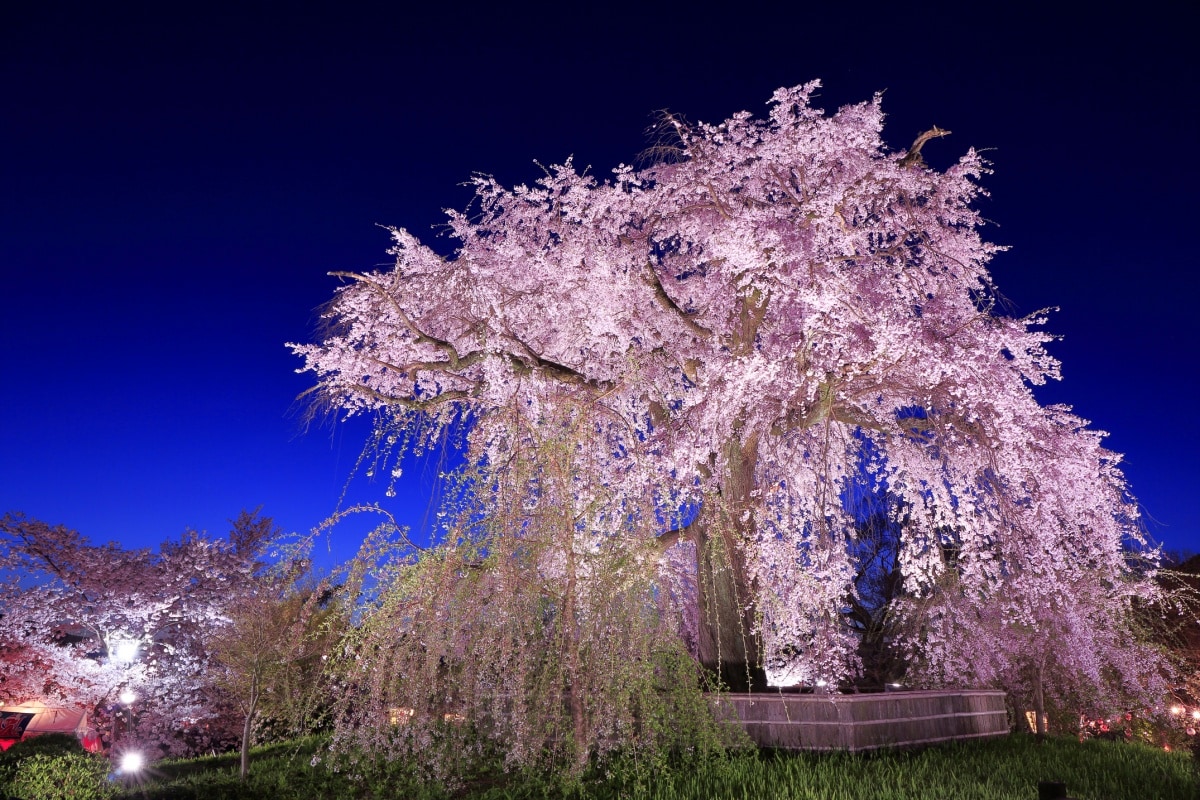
left=0, top=511, right=269, bottom=756
left=1164, top=556, right=1200, bottom=710
left=293, top=82, right=1168, bottom=751
left=208, top=557, right=343, bottom=780
left=1139, top=556, right=1200, bottom=752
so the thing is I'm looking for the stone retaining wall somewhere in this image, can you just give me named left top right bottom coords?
left=712, top=689, right=1009, bottom=752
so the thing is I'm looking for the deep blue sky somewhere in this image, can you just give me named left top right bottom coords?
left=2, top=3, right=1196, bottom=563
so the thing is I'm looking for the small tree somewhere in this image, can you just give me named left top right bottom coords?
left=209, top=562, right=342, bottom=780
left=843, top=510, right=906, bottom=689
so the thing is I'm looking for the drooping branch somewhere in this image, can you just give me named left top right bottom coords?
left=345, top=382, right=476, bottom=412
left=364, top=353, right=487, bottom=382
left=329, top=271, right=476, bottom=369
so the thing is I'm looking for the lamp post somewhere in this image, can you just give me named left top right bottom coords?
left=109, top=638, right=139, bottom=751
left=119, top=689, right=136, bottom=742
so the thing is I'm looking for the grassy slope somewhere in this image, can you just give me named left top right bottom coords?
left=120, top=734, right=1198, bottom=800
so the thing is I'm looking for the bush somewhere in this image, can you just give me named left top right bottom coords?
left=0, top=750, right=115, bottom=800
left=0, top=733, right=86, bottom=787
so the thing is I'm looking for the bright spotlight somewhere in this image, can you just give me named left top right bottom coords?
left=119, top=689, right=137, bottom=705
left=112, top=640, right=139, bottom=663
left=120, top=751, right=144, bottom=773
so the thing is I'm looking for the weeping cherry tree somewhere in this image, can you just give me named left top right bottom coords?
left=293, top=82, right=1169, bottom=765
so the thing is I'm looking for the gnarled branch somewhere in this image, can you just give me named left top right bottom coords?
left=898, top=126, right=951, bottom=169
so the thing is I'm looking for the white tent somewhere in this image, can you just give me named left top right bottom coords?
left=0, top=701, right=91, bottom=749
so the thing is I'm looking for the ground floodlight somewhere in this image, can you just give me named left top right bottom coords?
left=120, top=751, right=144, bottom=773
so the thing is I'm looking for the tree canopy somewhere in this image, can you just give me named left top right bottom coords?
left=0, top=511, right=272, bottom=755
left=293, top=82, right=1167, bottom=734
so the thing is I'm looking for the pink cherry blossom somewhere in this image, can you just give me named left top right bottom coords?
left=294, top=82, right=1166, bottom=717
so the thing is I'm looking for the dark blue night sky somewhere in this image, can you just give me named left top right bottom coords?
left=2, top=4, right=1196, bottom=563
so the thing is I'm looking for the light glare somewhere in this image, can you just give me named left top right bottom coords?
left=112, top=640, right=139, bottom=663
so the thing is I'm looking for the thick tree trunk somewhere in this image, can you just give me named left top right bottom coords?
left=695, top=433, right=766, bottom=692
left=1032, top=664, right=1047, bottom=738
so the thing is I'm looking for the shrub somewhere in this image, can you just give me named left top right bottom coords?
left=0, top=733, right=86, bottom=787
left=0, top=750, right=115, bottom=800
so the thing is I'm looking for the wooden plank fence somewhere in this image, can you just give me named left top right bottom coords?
left=711, top=689, right=1009, bottom=752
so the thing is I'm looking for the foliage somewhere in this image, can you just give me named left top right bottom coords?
left=0, top=511, right=273, bottom=756
left=0, top=732, right=88, bottom=787
left=323, top=420, right=747, bottom=784
left=110, top=737, right=349, bottom=800
left=0, top=749, right=115, bottom=800
left=292, top=82, right=1171, bottom=768
left=0, top=731, right=85, bottom=762
left=208, top=558, right=345, bottom=779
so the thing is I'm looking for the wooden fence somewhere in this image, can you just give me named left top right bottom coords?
left=711, top=689, right=1009, bottom=752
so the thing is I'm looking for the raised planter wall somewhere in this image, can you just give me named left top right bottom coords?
left=711, top=689, right=1009, bottom=752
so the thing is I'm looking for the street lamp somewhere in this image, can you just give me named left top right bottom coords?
left=109, top=638, right=140, bottom=750
left=118, top=688, right=137, bottom=747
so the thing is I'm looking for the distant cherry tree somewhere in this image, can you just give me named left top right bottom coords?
left=0, top=511, right=270, bottom=755
left=294, top=82, right=1167, bottom=754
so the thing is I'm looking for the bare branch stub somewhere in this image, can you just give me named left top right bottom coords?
left=898, top=126, right=951, bottom=168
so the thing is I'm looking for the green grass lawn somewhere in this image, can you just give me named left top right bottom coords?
left=118, top=734, right=1198, bottom=800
